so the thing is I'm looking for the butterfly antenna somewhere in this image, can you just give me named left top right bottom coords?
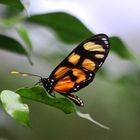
left=11, top=70, right=42, bottom=78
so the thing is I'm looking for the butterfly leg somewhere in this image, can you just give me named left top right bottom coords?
left=49, top=92, right=56, bottom=97
left=65, top=93, right=84, bottom=107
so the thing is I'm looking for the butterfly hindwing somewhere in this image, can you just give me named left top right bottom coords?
left=52, top=67, right=95, bottom=94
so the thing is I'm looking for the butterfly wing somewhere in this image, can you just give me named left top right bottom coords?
left=48, top=34, right=110, bottom=106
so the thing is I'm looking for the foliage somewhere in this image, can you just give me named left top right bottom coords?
left=16, top=86, right=75, bottom=114
left=0, top=0, right=139, bottom=128
left=0, top=90, right=29, bottom=126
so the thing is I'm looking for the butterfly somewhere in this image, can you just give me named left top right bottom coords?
left=12, top=34, right=110, bottom=107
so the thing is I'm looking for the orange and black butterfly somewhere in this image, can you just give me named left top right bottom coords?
left=12, top=34, right=110, bottom=107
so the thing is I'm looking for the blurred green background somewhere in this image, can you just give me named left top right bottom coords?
left=0, top=0, right=140, bottom=140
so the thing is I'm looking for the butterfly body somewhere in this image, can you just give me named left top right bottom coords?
left=39, top=34, right=110, bottom=107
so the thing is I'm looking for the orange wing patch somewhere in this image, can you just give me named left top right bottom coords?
left=72, top=68, right=86, bottom=83
left=82, top=59, right=95, bottom=71
left=54, top=76, right=75, bottom=93
left=54, top=68, right=87, bottom=93
left=83, top=42, right=105, bottom=52
left=54, top=66, right=70, bottom=79
left=68, top=52, right=80, bottom=65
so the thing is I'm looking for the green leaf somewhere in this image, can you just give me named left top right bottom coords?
left=0, top=0, right=24, bottom=10
left=0, top=34, right=32, bottom=64
left=110, top=37, right=133, bottom=59
left=110, top=37, right=140, bottom=67
left=0, top=34, right=27, bottom=54
left=26, top=12, right=93, bottom=44
left=1, top=16, right=23, bottom=27
left=0, top=90, right=30, bottom=126
left=16, top=86, right=76, bottom=114
left=16, top=25, right=33, bottom=51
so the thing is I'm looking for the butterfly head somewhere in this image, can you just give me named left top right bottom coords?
left=39, top=78, right=54, bottom=95
left=11, top=71, right=55, bottom=96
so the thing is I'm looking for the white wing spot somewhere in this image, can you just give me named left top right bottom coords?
left=88, top=77, right=91, bottom=80
left=104, top=40, right=108, bottom=45
left=99, top=62, right=103, bottom=67
left=102, top=38, right=107, bottom=41
left=51, top=79, right=54, bottom=82
left=77, top=85, right=80, bottom=88
left=89, top=73, right=92, bottom=76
